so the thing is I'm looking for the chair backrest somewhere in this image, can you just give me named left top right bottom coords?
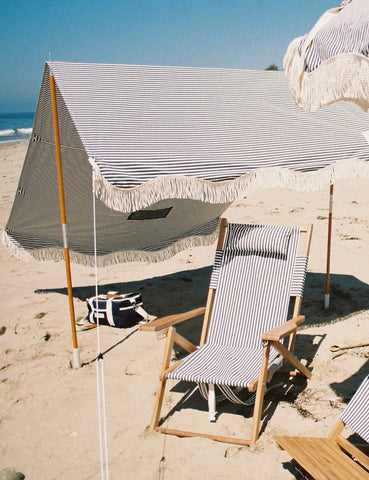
left=207, top=223, right=304, bottom=349
left=340, top=374, right=369, bottom=443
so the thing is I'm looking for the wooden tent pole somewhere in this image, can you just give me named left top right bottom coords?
left=50, top=74, right=80, bottom=368
left=325, top=183, right=334, bottom=309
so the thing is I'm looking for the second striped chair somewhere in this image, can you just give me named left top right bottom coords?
left=275, top=374, right=369, bottom=479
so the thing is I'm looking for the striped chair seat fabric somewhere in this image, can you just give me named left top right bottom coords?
left=168, top=223, right=306, bottom=388
left=341, top=374, right=369, bottom=443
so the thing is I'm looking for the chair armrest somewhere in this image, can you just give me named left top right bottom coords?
left=262, top=316, right=305, bottom=341
left=139, top=307, right=206, bottom=332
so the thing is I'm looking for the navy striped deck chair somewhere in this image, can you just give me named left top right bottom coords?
left=275, top=374, right=369, bottom=480
left=140, top=219, right=313, bottom=446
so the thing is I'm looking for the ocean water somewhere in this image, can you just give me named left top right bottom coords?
left=0, top=112, right=34, bottom=143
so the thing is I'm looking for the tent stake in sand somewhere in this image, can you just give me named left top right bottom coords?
left=50, top=73, right=80, bottom=369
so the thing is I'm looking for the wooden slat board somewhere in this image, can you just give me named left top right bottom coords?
left=274, top=436, right=369, bottom=480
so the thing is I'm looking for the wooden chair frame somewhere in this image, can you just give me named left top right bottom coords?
left=275, top=418, right=369, bottom=479
left=140, top=219, right=313, bottom=446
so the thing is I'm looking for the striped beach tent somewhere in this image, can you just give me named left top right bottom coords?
left=3, top=61, right=369, bottom=267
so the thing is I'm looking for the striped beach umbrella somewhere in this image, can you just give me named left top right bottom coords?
left=284, top=0, right=369, bottom=308
left=284, top=0, right=369, bottom=112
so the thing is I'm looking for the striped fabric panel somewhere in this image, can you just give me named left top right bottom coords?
left=207, top=224, right=299, bottom=349
left=300, top=0, right=369, bottom=73
left=227, top=224, right=292, bottom=255
left=209, top=249, right=223, bottom=289
left=290, top=256, right=308, bottom=297
left=136, top=216, right=220, bottom=253
left=341, top=374, right=369, bottom=443
left=168, top=224, right=300, bottom=387
left=47, top=62, right=369, bottom=189
left=209, top=235, right=304, bottom=303
left=168, top=344, right=280, bottom=388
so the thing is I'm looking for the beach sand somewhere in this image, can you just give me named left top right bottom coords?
left=1, top=140, right=369, bottom=479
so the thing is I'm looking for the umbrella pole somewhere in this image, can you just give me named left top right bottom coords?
left=50, top=74, right=81, bottom=368
left=325, top=183, right=334, bottom=309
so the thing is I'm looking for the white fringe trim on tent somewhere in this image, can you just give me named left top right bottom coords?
left=1, top=230, right=38, bottom=262
left=90, top=158, right=369, bottom=213
left=284, top=40, right=369, bottom=112
left=1, top=227, right=219, bottom=267
left=4, top=158, right=369, bottom=266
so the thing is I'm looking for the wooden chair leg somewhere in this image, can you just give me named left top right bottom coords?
left=150, top=376, right=167, bottom=430
left=327, top=419, right=345, bottom=443
left=150, top=326, right=176, bottom=431
left=287, top=331, right=297, bottom=354
left=250, top=341, right=271, bottom=446
left=271, top=341, right=311, bottom=379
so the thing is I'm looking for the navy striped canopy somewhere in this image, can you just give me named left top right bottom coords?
left=3, top=61, right=369, bottom=265
left=284, top=0, right=369, bottom=111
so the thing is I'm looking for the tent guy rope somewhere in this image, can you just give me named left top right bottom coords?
left=92, top=168, right=110, bottom=480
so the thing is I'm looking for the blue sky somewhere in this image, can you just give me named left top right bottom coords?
left=1, top=0, right=338, bottom=112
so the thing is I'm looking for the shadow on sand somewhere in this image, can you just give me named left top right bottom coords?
left=36, top=268, right=369, bottom=328
left=36, top=267, right=368, bottom=455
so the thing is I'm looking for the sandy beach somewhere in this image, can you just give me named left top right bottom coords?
left=1, top=140, right=369, bottom=480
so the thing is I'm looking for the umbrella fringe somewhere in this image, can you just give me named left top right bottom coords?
left=284, top=41, right=369, bottom=112
left=4, top=158, right=369, bottom=266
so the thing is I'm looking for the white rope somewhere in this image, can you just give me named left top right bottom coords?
left=92, top=168, right=110, bottom=480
